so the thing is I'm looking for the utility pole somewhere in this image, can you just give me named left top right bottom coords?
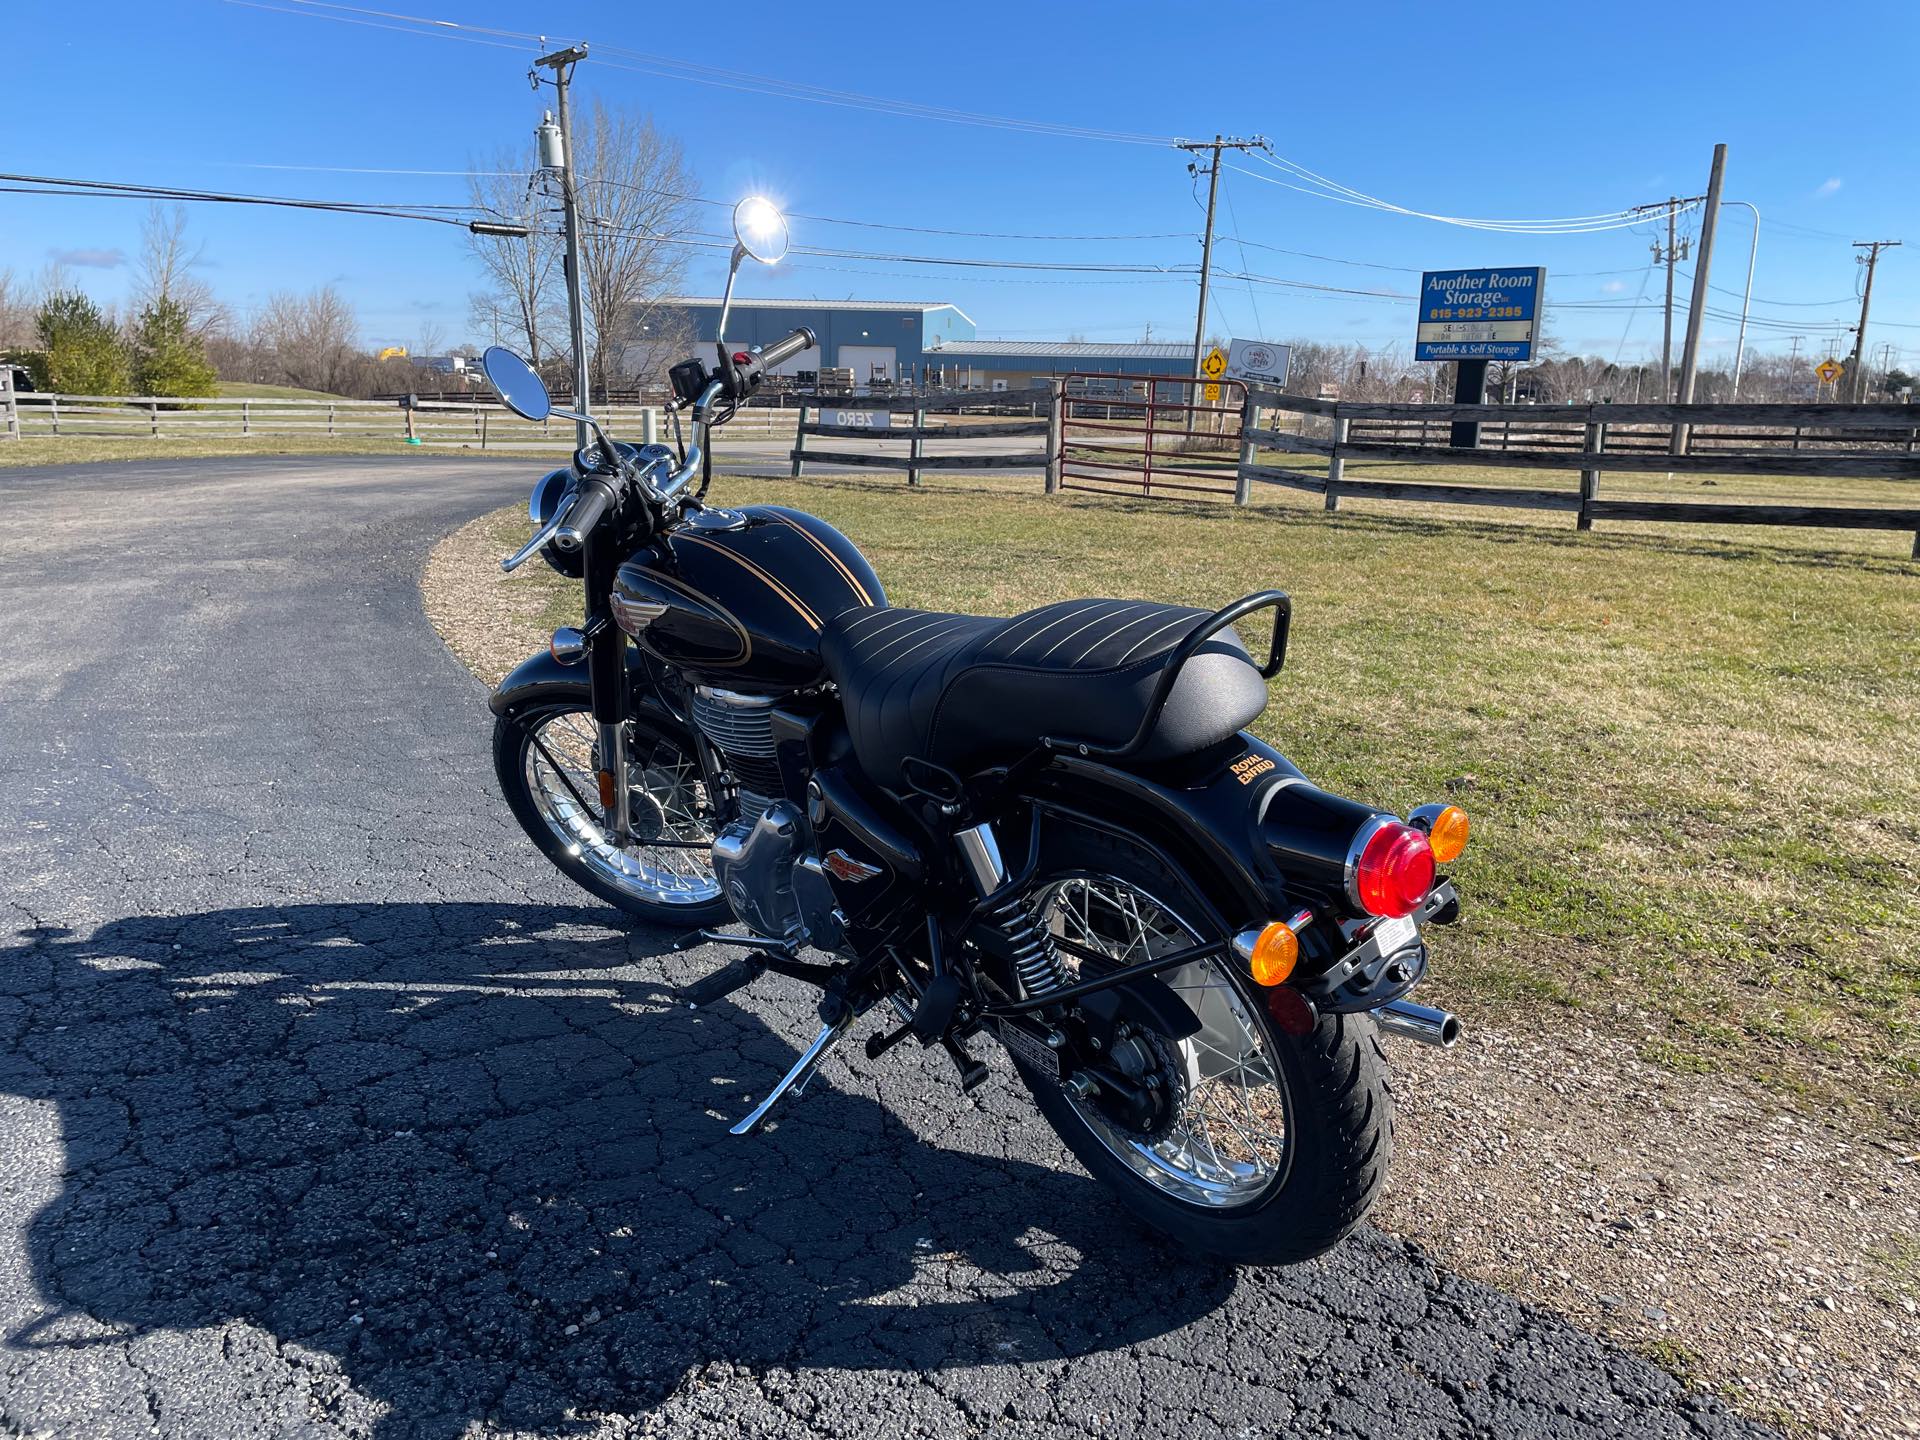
left=1846, top=240, right=1901, bottom=403
left=1632, top=195, right=1700, bottom=403
left=1663, top=200, right=1678, bottom=402
left=535, top=43, right=591, bottom=448
left=1175, top=135, right=1266, bottom=387
left=1672, top=143, right=1728, bottom=453
left=1723, top=199, right=1760, bottom=400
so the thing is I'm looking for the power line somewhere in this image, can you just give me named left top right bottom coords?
left=1237, top=152, right=1688, bottom=233
left=223, top=0, right=1178, bottom=146
left=1220, top=173, right=1264, bottom=334
left=0, top=171, right=479, bottom=226
left=580, top=178, right=1197, bottom=242
left=225, top=0, right=1890, bottom=268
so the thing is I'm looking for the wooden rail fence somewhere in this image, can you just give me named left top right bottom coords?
left=1238, top=390, right=1920, bottom=556
left=790, top=385, right=1056, bottom=484
left=0, top=389, right=797, bottom=448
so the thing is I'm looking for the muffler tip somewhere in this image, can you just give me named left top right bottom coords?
left=1374, top=998, right=1461, bottom=1049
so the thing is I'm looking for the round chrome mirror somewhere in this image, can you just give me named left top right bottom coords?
left=732, top=196, right=789, bottom=264
left=481, top=346, right=552, bottom=422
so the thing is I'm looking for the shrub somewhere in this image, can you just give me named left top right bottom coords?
left=131, top=296, right=218, bottom=399
left=35, top=291, right=129, bottom=395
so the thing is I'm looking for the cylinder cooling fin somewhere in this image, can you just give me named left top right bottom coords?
left=691, top=687, right=785, bottom=812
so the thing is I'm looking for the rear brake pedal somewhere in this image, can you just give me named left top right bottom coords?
left=679, top=957, right=765, bottom=1010
left=943, top=1035, right=990, bottom=1093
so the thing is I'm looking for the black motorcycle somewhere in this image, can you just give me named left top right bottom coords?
left=479, top=197, right=1468, bottom=1264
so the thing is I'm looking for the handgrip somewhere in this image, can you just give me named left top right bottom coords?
left=552, top=475, right=616, bottom=551
left=756, top=327, right=817, bottom=370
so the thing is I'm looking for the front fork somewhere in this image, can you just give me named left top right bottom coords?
left=582, top=523, right=631, bottom=845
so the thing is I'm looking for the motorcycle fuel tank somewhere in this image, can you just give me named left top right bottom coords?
left=611, top=504, right=886, bottom=692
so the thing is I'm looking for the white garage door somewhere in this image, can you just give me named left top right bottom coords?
left=837, top=345, right=896, bottom=384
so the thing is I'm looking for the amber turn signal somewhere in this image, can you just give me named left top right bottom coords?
left=1426, top=805, right=1470, bottom=864
left=1246, top=921, right=1299, bottom=987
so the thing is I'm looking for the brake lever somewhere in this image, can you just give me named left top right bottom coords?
left=500, top=493, right=577, bottom=573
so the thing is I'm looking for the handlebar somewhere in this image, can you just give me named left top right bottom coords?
left=500, top=327, right=819, bottom=573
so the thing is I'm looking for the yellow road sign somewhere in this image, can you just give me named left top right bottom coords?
left=1815, top=358, right=1844, bottom=384
left=1203, top=383, right=1221, bottom=404
left=1201, top=347, right=1227, bottom=380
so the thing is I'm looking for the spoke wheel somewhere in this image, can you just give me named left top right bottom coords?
left=498, top=702, right=726, bottom=918
left=1035, top=873, right=1291, bottom=1209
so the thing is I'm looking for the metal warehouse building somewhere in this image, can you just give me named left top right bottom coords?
left=654, top=298, right=976, bottom=386
left=653, top=299, right=1193, bottom=391
left=919, top=340, right=1192, bottom=392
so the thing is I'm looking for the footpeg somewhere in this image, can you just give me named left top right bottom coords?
left=729, top=1014, right=853, bottom=1136
left=679, top=957, right=765, bottom=1010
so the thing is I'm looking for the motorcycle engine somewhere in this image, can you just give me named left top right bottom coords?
left=695, top=689, right=845, bottom=951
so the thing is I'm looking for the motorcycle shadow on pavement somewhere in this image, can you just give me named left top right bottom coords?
left=1, top=902, right=1235, bottom=1437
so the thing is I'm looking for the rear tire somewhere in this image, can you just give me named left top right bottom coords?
left=493, top=696, right=730, bottom=927
left=1013, top=826, right=1393, bottom=1265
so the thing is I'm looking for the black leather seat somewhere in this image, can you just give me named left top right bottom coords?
left=819, top=598, right=1268, bottom=790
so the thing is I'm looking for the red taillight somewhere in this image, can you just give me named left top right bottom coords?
left=1352, top=821, right=1435, bottom=918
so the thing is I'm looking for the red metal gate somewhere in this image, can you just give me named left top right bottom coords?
left=1055, top=373, right=1245, bottom=500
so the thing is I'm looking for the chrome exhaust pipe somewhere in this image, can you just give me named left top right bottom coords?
left=1373, top=999, right=1461, bottom=1048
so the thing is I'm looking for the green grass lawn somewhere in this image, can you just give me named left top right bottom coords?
left=480, top=468, right=1920, bottom=1123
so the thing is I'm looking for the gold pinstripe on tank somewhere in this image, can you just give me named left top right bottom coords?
left=677, top=533, right=823, bottom=630
left=766, top=512, right=874, bottom=608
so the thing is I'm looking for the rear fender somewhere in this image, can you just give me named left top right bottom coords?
left=1019, top=734, right=1384, bottom=964
left=1020, top=736, right=1291, bottom=933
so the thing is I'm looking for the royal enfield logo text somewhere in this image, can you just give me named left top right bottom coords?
left=1230, top=753, right=1276, bottom=786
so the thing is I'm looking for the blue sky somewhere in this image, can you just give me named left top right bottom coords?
left=7, top=0, right=1918, bottom=368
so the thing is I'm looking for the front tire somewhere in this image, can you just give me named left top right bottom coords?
left=1014, top=828, right=1393, bottom=1265
left=493, top=697, right=729, bottom=926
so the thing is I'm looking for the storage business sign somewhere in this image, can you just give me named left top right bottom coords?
left=1226, top=338, right=1292, bottom=387
left=1414, top=267, right=1545, bottom=362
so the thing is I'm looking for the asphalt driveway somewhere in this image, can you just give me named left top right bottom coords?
left=0, top=455, right=1770, bottom=1439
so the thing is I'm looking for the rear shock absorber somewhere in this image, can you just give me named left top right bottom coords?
left=955, top=824, right=1071, bottom=999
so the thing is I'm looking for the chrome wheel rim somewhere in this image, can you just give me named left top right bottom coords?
left=522, top=709, right=722, bottom=907
left=1035, top=874, right=1291, bottom=1209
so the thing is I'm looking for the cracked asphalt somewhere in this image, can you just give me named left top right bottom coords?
left=0, top=455, right=1776, bottom=1439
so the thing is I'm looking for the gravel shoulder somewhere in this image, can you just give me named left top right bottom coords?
left=426, top=505, right=1920, bottom=1440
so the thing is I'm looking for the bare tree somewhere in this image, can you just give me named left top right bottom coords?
left=412, top=320, right=447, bottom=360
left=255, top=287, right=360, bottom=395
left=466, top=146, right=563, bottom=368
left=0, top=269, right=35, bottom=349
left=132, top=204, right=224, bottom=336
left=571, top=100, right=698, bottom=397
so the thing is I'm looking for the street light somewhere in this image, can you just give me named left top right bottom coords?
left=1723, top=200, right=1760, bottom=399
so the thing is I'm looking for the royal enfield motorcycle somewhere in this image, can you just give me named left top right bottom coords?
left=478, top=196, right=1468, bottom=1264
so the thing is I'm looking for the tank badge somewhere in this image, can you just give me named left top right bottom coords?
left=1229, top=753, right=1276, bottom=786
left=822, top=849, right=884, bottom=883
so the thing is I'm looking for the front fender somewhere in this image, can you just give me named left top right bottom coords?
left=488, top=648, right=593, bottom=716
left=487, top=648, right=684, bottom=735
